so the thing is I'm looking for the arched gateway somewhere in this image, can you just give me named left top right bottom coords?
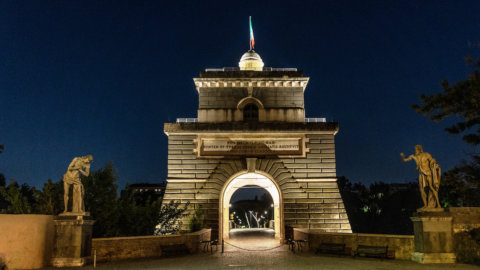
left=162, top=49, right=352, bottom=241
left=221, top=172, right=282, bottom=240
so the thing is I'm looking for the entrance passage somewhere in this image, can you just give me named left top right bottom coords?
left=224, top=228, right=283, bottom=252
left=221, top=173, right=282, bottom=240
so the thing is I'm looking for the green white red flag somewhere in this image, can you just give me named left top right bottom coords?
left=249, top=16, right=255, bottom=50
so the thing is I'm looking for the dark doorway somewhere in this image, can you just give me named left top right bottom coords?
left=243, top=103, right=259, bottom=122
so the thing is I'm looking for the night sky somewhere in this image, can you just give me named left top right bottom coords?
left=1, top=1, right=479, bottom=190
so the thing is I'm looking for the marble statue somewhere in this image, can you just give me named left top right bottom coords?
left=401, top=145, right=441, bottom=209
left=63, top=155, right=93, bottom=213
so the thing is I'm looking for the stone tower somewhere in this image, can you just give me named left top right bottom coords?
left=163, top=49, right=352, bottom=240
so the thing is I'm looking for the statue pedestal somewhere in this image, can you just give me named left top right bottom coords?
left=410, top=209, right=456, bottom=263
left=51, top=214, right=95, bottom=267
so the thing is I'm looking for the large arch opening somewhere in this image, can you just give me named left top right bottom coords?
left=220, top=172, right=282, bottom=241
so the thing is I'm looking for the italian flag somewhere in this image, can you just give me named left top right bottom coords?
left=250, top=16, right=255, bottom=50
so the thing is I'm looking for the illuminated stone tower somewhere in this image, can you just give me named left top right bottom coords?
left=163, top=46, right=352, bottom=240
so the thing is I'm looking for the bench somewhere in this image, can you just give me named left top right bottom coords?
left=295, top=239, right=308, bottom=252
left=316, top=243, right=347, bottom=255
left=160, top=244, right=190, bottom=257
left=287, top=239, right=308, bottom=253
left=355, top=245, right=388, bottom=259
left=200, top=239, right=218, bottom=253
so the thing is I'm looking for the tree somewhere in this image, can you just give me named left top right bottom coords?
left=338, top=177, right=421, bottom=234
left=0, top=174, right=5, bottom=187
left=154, top=200, right=189, bottom=235
left=35, top=179, right=63, bottom=215
left=117, top=184, right=164, bottom=236
left=412, top=57, right=480, bottom=206
left=412, top=57, right=480, bottom=145
left=440, top=156, right=480, bottom=207
left=83, top=162, right=120, bottom=237
left=0, top=180, right=32, bottom=214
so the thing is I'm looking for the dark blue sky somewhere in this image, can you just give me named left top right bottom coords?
left=1, top=1, right=479, bottom=189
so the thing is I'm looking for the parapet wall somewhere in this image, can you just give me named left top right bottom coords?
left=0, top=214, right=55, bottom=269
left=448, top=207, right=480, bottom=233
left=92, top=229, right=211, bottom=262
left=293, top=228, right=414, bottom=260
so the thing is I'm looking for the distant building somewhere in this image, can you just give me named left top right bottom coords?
left=129, top=182, right=166, bottom=196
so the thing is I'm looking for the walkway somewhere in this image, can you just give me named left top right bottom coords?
left=226, top=228, right=284, bottom=252
left=43, top=229, right=479, bottom=270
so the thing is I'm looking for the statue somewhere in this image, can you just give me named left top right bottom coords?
left=401, top=145, right=441, bottom=209
left=63, top=155, right=93, bottom=213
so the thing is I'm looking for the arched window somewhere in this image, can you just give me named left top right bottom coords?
left=243, top=103, right=259, bottom=122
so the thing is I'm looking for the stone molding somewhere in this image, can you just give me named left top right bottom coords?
left=193, top=77, right=310, bottom=92
left=164, top=122, right=339, bottom=135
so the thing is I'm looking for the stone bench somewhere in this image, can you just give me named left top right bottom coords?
left=355, top=245, right=388, bottom=259
left=160, top=244, right=190, bottom=257
left=316, top=243, right=348, bottom=256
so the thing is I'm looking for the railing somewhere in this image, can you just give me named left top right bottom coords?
left=177, top=118, right=326, bottom=123
left=176, top=118, right=198, bottom=123
left=205, top=67, right=298, bottom=72
left=305, top=118, right=326, bottom=123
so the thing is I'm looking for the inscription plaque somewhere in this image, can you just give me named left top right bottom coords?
left=197, top=137, right=305, bottom=157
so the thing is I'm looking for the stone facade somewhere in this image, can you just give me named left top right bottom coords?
left=163, top=63, right=351, bottom=240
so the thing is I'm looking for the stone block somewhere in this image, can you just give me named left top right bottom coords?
left=166, top=183, right=195, bottom=189
left=51, top=215, right=94, bottom=267
left=310, top=213, right=340, bottom=219
left=410, top=210, right=456, bottom=264
left=308, top=192, right=341, bottom=199
left=308, top=172, right=336, bottom=178
left=306, top=163, right=335, bottom=169
left=307, top=182, right=338, bottom=188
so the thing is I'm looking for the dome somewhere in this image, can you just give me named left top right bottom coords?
left=238, top=50, right=264, bottom=71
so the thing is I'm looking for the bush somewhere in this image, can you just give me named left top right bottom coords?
left=454, top=228, right=480, bottom=265
left=188, top=209, right=204, bottom=232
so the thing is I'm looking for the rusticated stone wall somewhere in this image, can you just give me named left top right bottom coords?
left=163, top=131, right=351, bottom=238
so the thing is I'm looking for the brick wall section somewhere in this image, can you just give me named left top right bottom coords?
left=281, top=134, right=349, bottom=232
left=253, top=87, right=304, bottom=108
left=164, top=134, right=222, bottom=233
left=198, top=87, right=304, bottom=109
left=294, top=229, right=414, bottom=260
left=198, top=88, right=247, bottom=109
left=91, top=229, right=211, bottom=262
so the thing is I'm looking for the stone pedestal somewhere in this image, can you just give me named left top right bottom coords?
left=51, top=213, right=95, bottom=267
left=410, top=209, right=456, bottom=263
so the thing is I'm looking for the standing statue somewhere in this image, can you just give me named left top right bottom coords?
left=63, top=155, right=93, bottom=213
left=400, top=145, right=441, bottom=209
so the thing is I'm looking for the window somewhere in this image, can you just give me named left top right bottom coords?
left=243, top=103, right=259, bottom=122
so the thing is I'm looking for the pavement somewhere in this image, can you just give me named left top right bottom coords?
left=43, top=229, right=480, bottom=270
